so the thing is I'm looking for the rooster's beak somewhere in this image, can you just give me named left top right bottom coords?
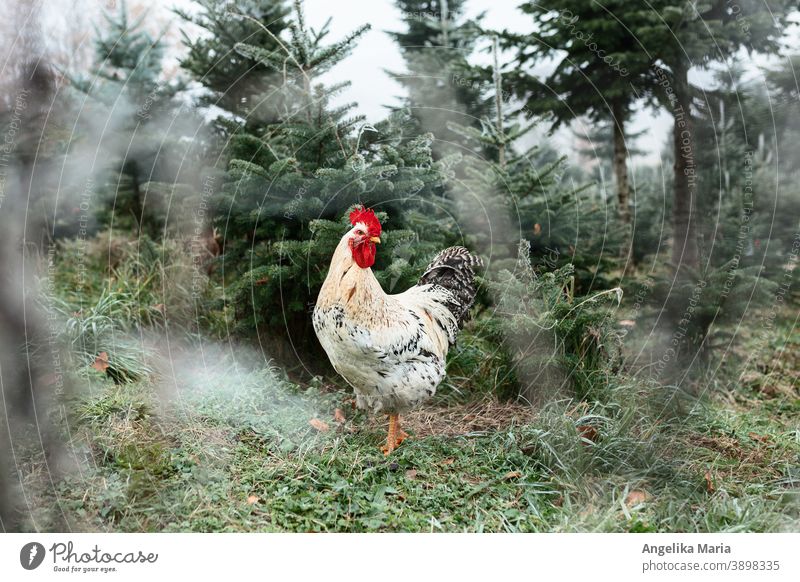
left=370, top=236, right=381, bottom=244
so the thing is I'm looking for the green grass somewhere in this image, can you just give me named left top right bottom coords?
left=23, top=347, right=796, bottom=532
left=17, top=233, right=798, bottom=533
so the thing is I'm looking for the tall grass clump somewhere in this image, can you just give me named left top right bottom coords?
left=42, top=232, right=225, bottom=382
left=464, top=241, right=623, bottom=404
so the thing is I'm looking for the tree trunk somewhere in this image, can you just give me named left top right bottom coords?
left=611, top=101, right=631, bottom=225
left=127, top=160, right=144, bottom=237
left=611, top=101, right=633, bottom=270
left=492, top=36, right=506, bottom=170
left=671, top=61, right=699, bottom=270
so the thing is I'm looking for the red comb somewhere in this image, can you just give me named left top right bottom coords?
left=349, top=206, right=382, bottom=237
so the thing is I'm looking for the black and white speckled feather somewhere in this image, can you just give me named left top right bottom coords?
left=418, top=246, right=483, bottom=328
left=313, top=227, right=482, bottom=414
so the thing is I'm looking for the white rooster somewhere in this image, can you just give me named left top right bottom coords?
left=313, top=207, right=482, bottom=454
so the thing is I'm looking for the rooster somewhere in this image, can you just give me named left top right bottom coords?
left=313, top=207, right=482, bottom=454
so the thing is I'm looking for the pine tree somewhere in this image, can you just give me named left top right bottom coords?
left=176, top=0, right=291, bottom=131
left=389, top=0, right=490, bottom=157
left=70, top=0, right=191, bottom=238
left=211, top=1, right=457, bottom=360
left=502, top=1, right=657, bottom=227
left=631, top=0, right=794, bottom=270
left=447, top=37, right=616, bottom=295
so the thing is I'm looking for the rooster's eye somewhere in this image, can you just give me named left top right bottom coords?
left=355, top=230, right=364, bottom=236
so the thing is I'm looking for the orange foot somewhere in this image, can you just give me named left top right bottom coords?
left=380, top=414, right=410, bottom=455
left=396, top=428, right=410, bottom=445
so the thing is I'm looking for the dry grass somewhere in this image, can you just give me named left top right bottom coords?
left=388, top=397, right=539, bottom=437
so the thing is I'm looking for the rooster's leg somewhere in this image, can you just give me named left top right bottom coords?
left=381, top=414, right=408, bottom=455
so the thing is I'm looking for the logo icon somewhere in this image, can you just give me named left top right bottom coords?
left=20, top=542, right=46, bottom=570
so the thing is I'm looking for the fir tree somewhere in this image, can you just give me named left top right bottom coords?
left=479, top=241, right=622, bottom=403
left=176, top=0, right=291, bottom=131
left=501, top=0, right=653, bottom=229
left=501, top=1, right=794, bottom=272
left=641, top=66, right=790, bottom=367
left=448, top=37, right=616, bottom=295
left=210, top=1, right=457, bottom=360
left=70, top=0, right=191, bottom=239
left=630, top=0, right=794, bottom=270
left=389, top=0, right=490, bottom=157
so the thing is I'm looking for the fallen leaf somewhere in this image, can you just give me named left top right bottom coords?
left=441, top=458, right=455, bottom=466
left=625, top=490, right=648, bottom=506
left=748, top=432, right=770, bottom=443
left=619, top=319, right=636, bottom=328
left=503, top=471, right=522, bottom=481
left=254, top=277, right=269, bottom=285
left=152, top=303, right=165, bottom=314
left=577, top=424, right=598, bottom=443
left=91, top=352, right=109, bottom=373
left=309, top=418, right=329, bottom=432
left=552, top=495, right=564, bottom=507
left=758, top=384, right=779, bottom=397
left=333, top=408, right=346, bottom=424
left=533, top=223, right=542, bottom=236
left=704, top=471, right=715, bottom=493
left=247, top=495, right=259, bottom=505
left=405, top=469, right=418, bottom=480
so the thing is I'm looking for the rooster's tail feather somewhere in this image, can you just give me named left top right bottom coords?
left=418, top=246, right=483, bottom=328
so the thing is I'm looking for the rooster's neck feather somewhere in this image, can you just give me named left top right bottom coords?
left=317, top=236, right=385, bottom=320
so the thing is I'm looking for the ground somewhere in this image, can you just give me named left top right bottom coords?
left=16, top=312, right=799, bottom=533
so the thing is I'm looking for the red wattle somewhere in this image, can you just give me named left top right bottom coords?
left=352, top=242, right=376, bottom=268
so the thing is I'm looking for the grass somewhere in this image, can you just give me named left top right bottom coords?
left=20, top=337, right=797, bottom=532
left=15, top=232, right=799, bottom=533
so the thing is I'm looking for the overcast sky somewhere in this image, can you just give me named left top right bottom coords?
left=45, top=0, right=800, bottom=165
